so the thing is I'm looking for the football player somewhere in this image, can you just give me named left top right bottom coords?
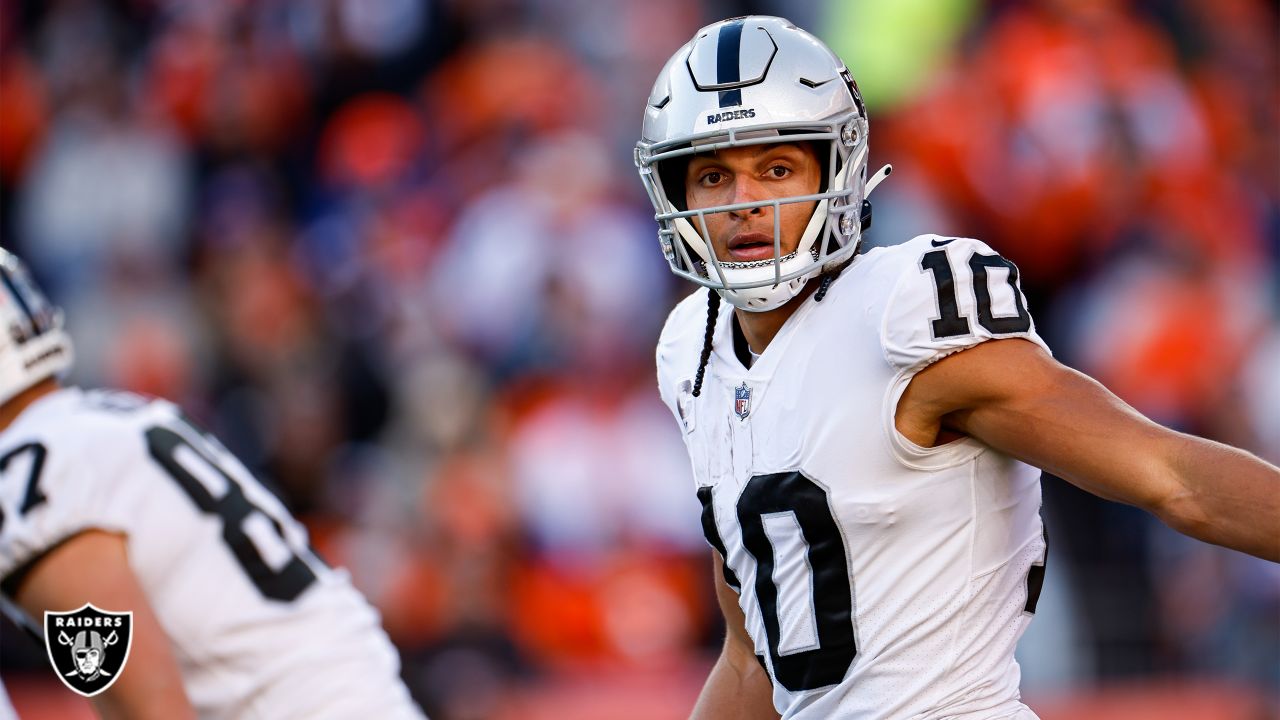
left=0, top=682, right=16, bottom=720
left=636, top=16, right=1280, bottom=720
left=0, top=248, right=425, bottom=718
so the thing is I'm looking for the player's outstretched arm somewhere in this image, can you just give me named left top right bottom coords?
left=898, top=338, right=1280, bottom=562
left=13, top=530, right=196, bottom=719
left=690, top=552, right=780, bottom=720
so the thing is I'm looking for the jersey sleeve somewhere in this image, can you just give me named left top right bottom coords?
left=0, top=421, right=142, bottom=596
left=655, top=289, right=709, bottom=436
left=655, top=341, right=681, bottom=428
left=880, top=236, right=1050, bottom=374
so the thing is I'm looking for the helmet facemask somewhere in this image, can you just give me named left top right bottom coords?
left=636, top=14, right=891, bottom=312
left=639, top=113, right=869, bottom=312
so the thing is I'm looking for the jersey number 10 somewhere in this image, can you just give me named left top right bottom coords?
left=921, top=248, right=1031, bottom=338
left=699, top=471, right=856, bottom=692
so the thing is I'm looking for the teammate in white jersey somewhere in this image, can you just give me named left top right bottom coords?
left=0, top=249, right=425, bottom=718
left=0, top=681, right=16, bottom=720
left=634, top=16, right=1280, bottom=720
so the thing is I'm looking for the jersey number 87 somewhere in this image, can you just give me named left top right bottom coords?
left=146, top=419, right=321, bottom=602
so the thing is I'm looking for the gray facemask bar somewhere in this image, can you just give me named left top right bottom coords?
left=675, top=190, right=852, bottom=290
left=637, top=111, right=865, bottom=292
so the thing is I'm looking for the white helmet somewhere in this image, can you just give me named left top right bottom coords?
left=0, top=249, right=73, bottom=406
left=635, top=16, right=890, bottom=311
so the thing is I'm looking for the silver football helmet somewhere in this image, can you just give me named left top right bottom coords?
left=635, top=16, right=891, bottom=311
left=0, top=249, right=73, bottom=406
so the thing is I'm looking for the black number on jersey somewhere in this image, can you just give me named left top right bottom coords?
left=968, top=253, right=1031, bottom=333
left=697, top=486, right=741, bottom=590
left=703, top=471, right=856, bottom=692
left=1024, top=524, right=1048, bottom=614
left=0, top=443, right=48, bottom=533
left=146, top=423, right=319, bottom=602
left=920, top=250, right=970, bottom=338
left=921, top=248, right=1031, bottom=337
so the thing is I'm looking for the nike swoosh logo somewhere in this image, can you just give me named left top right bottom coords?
left=931, top=238, right=956, bottom=247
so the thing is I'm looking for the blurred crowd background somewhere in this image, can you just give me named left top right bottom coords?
left=0, top=0, right=1276, bottom=718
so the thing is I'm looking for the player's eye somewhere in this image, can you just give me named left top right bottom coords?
left=699, top=170, right=725, bottom=186
left=767, top=165, right=792, bottom=179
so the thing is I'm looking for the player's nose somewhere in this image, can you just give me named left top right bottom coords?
left=728, top=176, right=768, bottom=217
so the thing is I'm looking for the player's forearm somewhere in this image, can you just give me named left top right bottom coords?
left=946, top=350, right=1280, bottom=562
left=1155, top=433, right=1280, bottom=562
left=95, top=692, right=196, bottom=720
left=690, top=644, right=779, bottom=720
left=89, top=637, right=196, bottom=720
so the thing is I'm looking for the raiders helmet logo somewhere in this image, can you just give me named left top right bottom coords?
left=44, top=604, right=133, bottom=697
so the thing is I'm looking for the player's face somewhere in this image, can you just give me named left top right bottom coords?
left=76, top=649, right=101, bottom=674
left=684, top=142, right=821, bottom=265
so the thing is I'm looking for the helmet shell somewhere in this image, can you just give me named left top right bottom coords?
left=0, top=249, right=73, bottom=406
left=636, top=16, right=870, bottom=311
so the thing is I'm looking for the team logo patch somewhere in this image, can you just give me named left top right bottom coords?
left=44, top=604, right=133, bottom=697
left=734, top=382, right=752, bottom=420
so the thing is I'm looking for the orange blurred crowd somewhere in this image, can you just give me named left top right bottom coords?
left=0, top=1, right=1275, bottom=718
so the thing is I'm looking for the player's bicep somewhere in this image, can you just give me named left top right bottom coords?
left=13, top=530, right=195, bottom=720
left=920, top=339, right=1181, bottom=511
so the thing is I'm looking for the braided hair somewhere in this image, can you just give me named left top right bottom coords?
left=691, top=290, right=721, bottom=397
left=693, top=270, right=837, bottom=397
left=813, top=273, right=835, bottom=302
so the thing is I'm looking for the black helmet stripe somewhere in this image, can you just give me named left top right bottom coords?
left=716, top=18, right=744, bottom=108
left=0, top=265, right=39, bottom=338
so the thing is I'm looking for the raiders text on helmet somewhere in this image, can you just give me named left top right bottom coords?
left=635, top=16, right=890, bottom=311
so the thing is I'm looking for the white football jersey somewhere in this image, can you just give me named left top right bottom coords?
left=0, top=388, right=424, bottom=719
left=0, top=680, right=16, bottom=720
left=657, top=235, right=1050, bottom=720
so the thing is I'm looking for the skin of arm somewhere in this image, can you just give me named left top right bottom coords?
left=689, top=551, right=780, bottom=720
left=897, top=338, right=1280, bottom=562
left=13, top=530, right=196, bottom=720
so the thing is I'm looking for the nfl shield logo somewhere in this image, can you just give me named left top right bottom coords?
left=44, top=604, right=133, bottom=697
left=734, top=382, right=752, bottom=420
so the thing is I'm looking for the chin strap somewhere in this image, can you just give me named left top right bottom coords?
left=819, top=164, right=894, bottom=303
left=857, top=164, right=893, bottom=231
left=866, top=163, right=892, bottom=196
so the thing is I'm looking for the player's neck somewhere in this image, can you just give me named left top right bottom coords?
left=733, top=280, right=820, bottom=356
left=0, top=378, right=61, bottom=432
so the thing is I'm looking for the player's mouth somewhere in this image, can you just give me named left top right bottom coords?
left=727, top=232, right=778, bottom=262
